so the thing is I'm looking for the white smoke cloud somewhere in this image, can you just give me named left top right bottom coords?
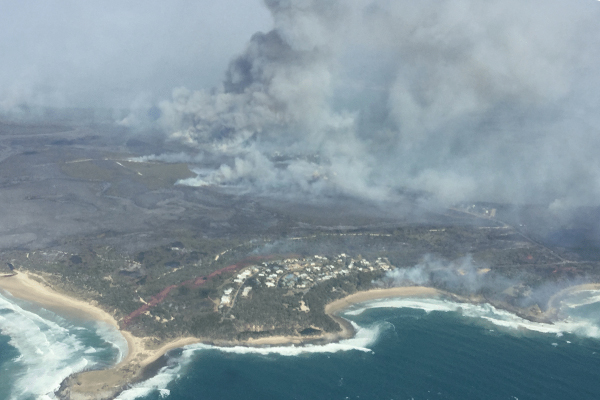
left=376, top=254, right=499, bottom=294
left=6, top=0, right=600, bottom=210
left=156, top=0, right=600, bottom=210
left=129, top=152, right=204, bottom=164
left=377, top=254, right=592, bottom=310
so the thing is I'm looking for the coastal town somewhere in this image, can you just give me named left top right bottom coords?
left=1, top=180, right=598, bottom=400
left=1, top=216, right=592, bottom=340
left=1, top=1, right=599, bottom=397
left=218, top=254, right=392, bottom=311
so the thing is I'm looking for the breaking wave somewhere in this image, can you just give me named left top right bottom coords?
left=111, top=288, right=600, bottom=400
left=115, top=322, right=381, bottom=400
left=343, top=291, right=600, bottom=339
left=0, top=292, right=126, bottom=400
left=93, top=320, right=129, bottom=364
left=558, top=289, right=600, bottom=310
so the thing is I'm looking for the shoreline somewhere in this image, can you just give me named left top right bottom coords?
left=546, top=282, right=600, bottom=319
left=0, top=272, right=140, bottom=368
left=325, top=286, right=440, bottom=316
left=0, top=272, right=138, bottom=364
left=0, top=273, right=442, bottom=399
left=1, top=272, right=598, bottom=399
left=0, top=272, right=146, bottom=399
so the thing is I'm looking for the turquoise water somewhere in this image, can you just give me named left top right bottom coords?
left=0, top=331, right=19, bottom=400
left=0, top=292, right=127, bottom=400
left=2, top=291, right=600, bottom=399
left=119, top=294, right=600, bottom=400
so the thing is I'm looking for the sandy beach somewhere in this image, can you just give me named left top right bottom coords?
left=0, top=272, right=118, bottom=327
left=239, top=287, right=441, bottom=346
left=325, top=286, right=440, bottom=315
left=0, top=274, right=446, bottom=399
left=545, top=282, right=600, bottom=319
left=4, top=271, right=594, bottom=399
left=0, top=272, right=358, bottom=398
left=0, top=272, right=154, bottom=399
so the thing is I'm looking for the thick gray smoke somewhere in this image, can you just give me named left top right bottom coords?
left=159, top=0, right=600, bottom=210
left=4, top=1, right=600, bottom=210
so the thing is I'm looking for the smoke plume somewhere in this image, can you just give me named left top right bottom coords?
left=376, top=254, right=510, bottom=294
left=4, top=1, right=600, bottom=210
left=158, top=0, right=600, bottom=210
left=377, top=254, right=591, bottom=309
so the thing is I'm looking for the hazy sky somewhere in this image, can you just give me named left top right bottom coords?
left=0, top=0, right=271, bottom=110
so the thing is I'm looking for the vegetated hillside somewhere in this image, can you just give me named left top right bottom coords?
left=5, top=220, right=597, bottom=342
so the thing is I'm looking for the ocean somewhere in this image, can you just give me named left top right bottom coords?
left=1, top=290, right=600, bottom=400
left=0, top=292, right=128, bottom=400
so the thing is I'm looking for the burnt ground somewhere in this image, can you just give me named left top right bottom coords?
left=1, top=119, right=600, bottom=342
left=0, top=119, right=472, bottom=253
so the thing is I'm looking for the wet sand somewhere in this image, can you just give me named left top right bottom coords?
left=0, top=272, right=145, bottom=399
left=325, top=286, right=440, bottom=316
left=0, top=272, right=118, bottom=327
left=0, top=276, right=447, bottom=399
left=3, top=271, right=594, bottom=399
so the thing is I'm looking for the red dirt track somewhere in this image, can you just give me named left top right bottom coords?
left=120, top=254, right=284, bottom=328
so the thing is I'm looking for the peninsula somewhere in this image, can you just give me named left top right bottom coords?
left=1, top=121, right=599, bottom=399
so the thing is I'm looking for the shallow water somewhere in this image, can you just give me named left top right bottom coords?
left=118, top=290, right=600, bottom=400
left=2, top=289, right=600, bottom=400
left=0, top=292, right=127, bottom=400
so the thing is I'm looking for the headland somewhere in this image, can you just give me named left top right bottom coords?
left=2, top=270, right=597, bottom=400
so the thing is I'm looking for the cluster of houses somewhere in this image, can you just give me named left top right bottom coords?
left=218, top=254, right=393, bottom=309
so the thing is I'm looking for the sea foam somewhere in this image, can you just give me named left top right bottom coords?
left=93, top=320, right=129, bottom=364
left=115, top=322, right=381, bottom=400
left=0, top=293, right=126, bottom=400
left=558, top=289, right=600, bottom=309
left=342, top=294, right=600, bottom=339
left=98, top=290, right=600, bottom=400
left=115, top=291, right=600, bottom=399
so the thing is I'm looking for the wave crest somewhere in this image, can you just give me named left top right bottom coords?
left=0, top=293, right=127, bottom=399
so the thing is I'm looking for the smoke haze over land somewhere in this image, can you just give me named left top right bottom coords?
left=377, top=254, right=590, bottom=309
left=3, top=0, right=600, bottom=210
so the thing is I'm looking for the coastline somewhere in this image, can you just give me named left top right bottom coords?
left=0, top=271, right=119, bottom=328
left=1, top=271, right=598, bottom=399
left=0, top=273, right=441, bottom=399
left=0, top=272, right=148, bottom=399
left=0, top=272, right=211, bottom=399
left=546, top=282, right=600, bottom=319
left=325, top=286, right=440, bottom=316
